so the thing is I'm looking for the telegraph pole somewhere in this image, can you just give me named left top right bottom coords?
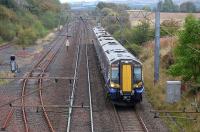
left=154, top=1, right=161, bottom=84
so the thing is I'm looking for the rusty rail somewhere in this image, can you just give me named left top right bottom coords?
left=1, top=108, right=15, bottom=131
left=1, top=29, right=66, bottom=131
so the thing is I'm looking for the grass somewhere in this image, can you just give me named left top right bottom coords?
left=140, top=37, right=200, bottom=132
left=0, top=71, right=14, bottom=85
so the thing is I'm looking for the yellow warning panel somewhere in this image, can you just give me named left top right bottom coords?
left=121, top=64, right=132, bottom=92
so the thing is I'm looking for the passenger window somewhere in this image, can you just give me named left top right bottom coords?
left=134, top=67, right=142, bottom=82
left=111, top=67, right=119, bottom=83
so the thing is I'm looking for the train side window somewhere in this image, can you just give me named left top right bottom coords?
left=134, top=67, right=142, bottom=82
left=111, top=67, right=119, bottom=84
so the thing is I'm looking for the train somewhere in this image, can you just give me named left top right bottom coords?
left=93, top=25, right=144, bottom=105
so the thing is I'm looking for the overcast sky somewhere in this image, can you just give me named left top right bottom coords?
left=59, top=0, right=185, bottom=4
left=60, top=0, right=98, bottom=3
left=59, top=0, right=146, bottom=3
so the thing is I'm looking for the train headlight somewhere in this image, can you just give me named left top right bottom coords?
left=134, top=82, right=142, bottom=88
left=138, top=82, right=143, bottom=87
left=110, top=82, right=120, bottom=88
left=110, top=83, right=115, bottom=87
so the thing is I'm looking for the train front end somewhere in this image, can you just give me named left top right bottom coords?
left=107, top=60, right=144, bottom=105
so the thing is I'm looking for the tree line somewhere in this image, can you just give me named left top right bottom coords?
left=141, top=0, right=199, bottom=13
left=0, top=0, right=70, bottom=46
left=160, top=0, right=198, bottom=13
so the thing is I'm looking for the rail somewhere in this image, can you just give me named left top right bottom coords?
left=113, top=106, right=149, bottom=132
left=1, top=29, right=66, bottom=131
left=66, top=43, right=80, bottom=132
left=67, top=17, right=94, bottom=132
left=86, top=26, right=94, bottom=132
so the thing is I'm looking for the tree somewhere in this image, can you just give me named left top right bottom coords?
left=142, top=6, right=151, bottom=12
left=180, top=2, right=196, bottom=13
left=160, top=0, right=179, bottom=12
left=96, top=2, right=106, bottom=10
left=169, top=15, right=200, bottom=83
left=0, top=0, right=17, bottom=9
left=131, top=20, right=153, bottom=45
left=96, top=2, right=130, bottom=35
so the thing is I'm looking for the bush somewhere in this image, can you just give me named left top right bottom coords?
left=16, top=11, right=36, bottom=27
left=106, top=24, right=120, bottom=34
left=0, top=5, right=16, bottom=21
left=0, top=0, right=62, bottom=46
left=131, top=20, right=154, bottom=45
left=0, top=37, right=4, bottom=44
left=0, top=20, right=16, bottom=41
left=40, top=11, right=58, bottom=29
left=169, top=15, right=200, bottom=83
left=161, top=50, right=174, bottom=69
left=33, top=20, right=47, bottom=37
left=161, top=19, right=180, bottom=36
left=0, top=0, right=17, bottom=9
left=17, top=28, right=37, bottom=45
left=125, top=43, right=142, bottom=56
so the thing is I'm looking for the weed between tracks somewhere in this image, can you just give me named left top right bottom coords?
left=140, top=37, right=200, bottom=132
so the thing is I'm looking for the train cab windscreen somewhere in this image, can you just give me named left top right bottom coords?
left=134, top=67, right=142, bottom=82
left=111, top=67, right=119, bottom=84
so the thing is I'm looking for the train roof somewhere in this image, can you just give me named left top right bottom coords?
left=93, top=26, right=142, bottom=65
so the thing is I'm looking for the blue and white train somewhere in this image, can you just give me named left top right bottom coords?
left=93, top=26, right=144, bottom=105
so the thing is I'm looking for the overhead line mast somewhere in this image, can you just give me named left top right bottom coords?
left=154, top=0, right=161, bottom=84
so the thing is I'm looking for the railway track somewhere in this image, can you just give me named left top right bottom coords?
left=1, top=28, right=68, bottom=131
left=20, top=30, right=66, bottom=132
left=114, top=106, right=148, bottom=132
left=67, top=17, right=94, bottom=132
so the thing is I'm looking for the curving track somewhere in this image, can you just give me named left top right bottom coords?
left=1, top=28, right=68, bottom=132
left=20, top=29, right=66, bottom=132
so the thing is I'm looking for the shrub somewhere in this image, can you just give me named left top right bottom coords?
left=125, top=43, right=142, bottom=56
left=40, top=11, right=58, bottom=29
left=33, top=20, right=47, bottom=37
left=131, top=20, right=154, bottom=45
left=161, top=50, right=174, bottom=69
left=0, top=5, right=16, bottom=21
left=0, top=0, right=17, bottom=9
left=161, top=19, right=180, bottom=36
left=0, top=20, right=16, bottom=41
left=169, top=15, right=200, bottom=83
left=17, top=28, right=37, bottom=45
left=0, top=37, right=4, bottom=44
left=106, top=24, right=120, bottom=34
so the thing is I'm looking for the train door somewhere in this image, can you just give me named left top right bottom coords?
left=120, top=62, right=132, bottom=93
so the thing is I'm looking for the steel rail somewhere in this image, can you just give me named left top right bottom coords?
left=11, top=105, right=90, bottom=108
left=20, top=32, right=66, bottom=132
left=112, top=105, right=124, bottom=132
left=1, top=40, right=64, bottom=131
left=39, top=74, right=55, bottom=132
left=21, top=76, right=31, bottom=132
left=67, top=18, right=84, bottom=132
left=1, top=108, right=15, bottom=131
left=37, top=34, right=65, bottom=132
left=135, top=110, right=149, bottom=132
left=66, top=42, right=80, bottom=132
left=2, top=38, right=61, bottom=131
left=113, top=106, right=149, bottom=132
left=0, top=77, right=74, bottom=80
left=85, top=22, right=94, bottom=132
